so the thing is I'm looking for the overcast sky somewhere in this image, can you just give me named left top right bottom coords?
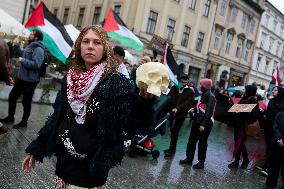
left=268, top=0, right=284, bottom=15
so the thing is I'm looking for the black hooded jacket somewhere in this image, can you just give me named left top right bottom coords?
left=266, top=87, right=284, bottom=131
left=234, top=85, right=259, bottom=126
left=272, top=111, right=284, bottom=143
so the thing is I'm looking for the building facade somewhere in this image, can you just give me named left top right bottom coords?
left=207, top=0, right=264, bottom=89
left=248, top=0, right=284, bottom=89
left=43, top=0, right=219, bottom=85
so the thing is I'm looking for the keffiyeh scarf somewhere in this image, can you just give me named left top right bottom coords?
left=67, top=62, right=106, bottom=124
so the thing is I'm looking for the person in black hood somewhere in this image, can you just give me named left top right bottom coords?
left=257, top=86, right=284, bottom=175
left=228, top=85, right=259, bottom=169
left=266, top=110, right=284, bottom=189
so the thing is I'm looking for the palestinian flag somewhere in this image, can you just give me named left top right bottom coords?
left=103, top=8, right=144, bottom=51
left=25, top=1, right=73, bottom=64
left=162, top=44, right=182, bottom=88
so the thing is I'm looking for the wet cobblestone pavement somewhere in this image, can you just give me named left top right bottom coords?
left=0, top=100, right=282, bottom=189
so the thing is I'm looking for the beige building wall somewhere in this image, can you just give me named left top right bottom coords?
left=208, top=0, right=264, bottom=88
left=44, top=0, right=218, bottom=84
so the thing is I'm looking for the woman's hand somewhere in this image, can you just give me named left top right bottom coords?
left=139, top=87, right=155, bottom=100
left=22, top=155, right=36, bottom=172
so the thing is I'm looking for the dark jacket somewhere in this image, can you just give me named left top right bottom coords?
left=272, top=112, right=284, bottom=143
left=169, top=85, right=195, bottom=119
left=0, top=39, right=10, bottom=84
left=18, top=41, right=45, bottom=82
left=234, top=85, right=259, bottom=127
left=195, top=89, right=216, bottom=127
left=25, top=73, right=155, bottom=187
left=266, top=87, right=284, bottom=131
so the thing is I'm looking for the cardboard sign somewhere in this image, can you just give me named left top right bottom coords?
left=228, top=104, right=257, bottom=113
left=147, top=34, right=173, bottom=55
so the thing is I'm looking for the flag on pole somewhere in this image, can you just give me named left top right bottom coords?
left=25, top=1, right=73, bottom=64
left=272, top=65, right=281, bottom=86
left=162, top=44, right=181, bottom=87
left=103, top=8, right=144, bottom=51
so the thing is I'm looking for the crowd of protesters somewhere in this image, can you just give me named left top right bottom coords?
left=0, top=27, right=284, bottom=189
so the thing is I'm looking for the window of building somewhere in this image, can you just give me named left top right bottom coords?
left=280, top=26, right=284, bottom=38
left=265, top=59, right=270, bottom=73
left=188, top=66, right=200, bottom=86
left=203, top=0, right=211, bottom=17
left=62, top=8, right=69, bottom=25
left=256, top=55, right=262, bottom=71
left=114, top=5, right=121, bottom=16
left=225, top=33, right=233, bottom=54
left=219, top=0, right=227, bottom=16
left=181, top=25, right=191, bottom=47
left=269, top=37, right=274, bottom=52
left=92, top=7, right=101, bottom=25
left=165, top=18, right=175, bottom=41
left=213, top=28, right=222, bottom=49
left=249, top=19, right=255, bottom=33
left=77, top=7, right=85, bottom=28
left=188, top=0, right=196, bottom=10
left=264, top=14, right=270, bottom=27
left=53, top=8, right=58, bottom=17
left=146, top=11, right=158, bottom=34
left=243, top=41, right=252, bottom=61
left=236, top=38, right=243, bottom=58
left=276, top=42, right=281, bottom=56
left=196, top=32, right=205, bottom=52
left=241, top=13, right=248, bottom=29
left=260, top=32, right=267, bottom=49
left=273, top=20, right=278, bottom=32
left=230, top=7, right=238, bottom=23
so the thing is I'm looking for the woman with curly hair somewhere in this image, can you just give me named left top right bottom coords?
left=21, top=25, right=155, bottom=189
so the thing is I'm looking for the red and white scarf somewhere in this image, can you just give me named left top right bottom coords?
left=67, top=62, right=106, bottom=124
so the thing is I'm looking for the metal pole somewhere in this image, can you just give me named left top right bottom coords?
left=22, top=0, right=29, bottom=24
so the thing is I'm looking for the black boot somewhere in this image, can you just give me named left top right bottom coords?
left=0, top=116, right=15, bottom=124
left=240, top=159, right=249, bottom=169
left=179, top=158, right=193, bottom=165
left=13, top=121, right=27, bottom=129
left=0, top=126, right=8, bottom=135
left=228, top=160, right=239, bottom=168
left=164, top=149, right=175, bottom=157
left=192, top=161, right=204, bottom=169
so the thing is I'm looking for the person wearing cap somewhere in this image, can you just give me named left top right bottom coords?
left=164, top=74, right=195, bottom=157
left=113, top=45, right=130, bottom=79
left=180, top=78, right=216, bottom=169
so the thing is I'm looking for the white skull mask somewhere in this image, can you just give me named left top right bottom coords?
left=136, top=62, right=170, bottom=97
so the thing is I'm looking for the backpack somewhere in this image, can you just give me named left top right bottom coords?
left=38, top=49, right=48, bottom=77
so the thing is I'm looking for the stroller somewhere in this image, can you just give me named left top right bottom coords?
left=124, top=94, right=171, bottom=159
